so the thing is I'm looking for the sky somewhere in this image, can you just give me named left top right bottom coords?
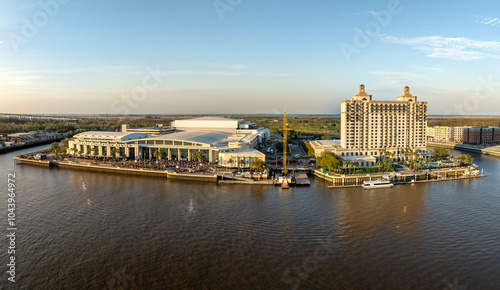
left=1, top=0, right=499, bottom=115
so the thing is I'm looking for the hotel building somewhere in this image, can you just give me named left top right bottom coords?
left=312, top=85, right=427, bottom=166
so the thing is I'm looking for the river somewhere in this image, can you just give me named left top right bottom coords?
left=1, top=145, right=499, bottom=289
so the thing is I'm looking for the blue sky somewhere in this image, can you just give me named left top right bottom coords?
left=1, top=0, right=499, bottom=115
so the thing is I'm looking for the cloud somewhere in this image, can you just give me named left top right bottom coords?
left=379, top=35, right=500, bottom=60
left=276, top=73, right=289, bottom=77
left=476, top=16, right=500, bottom=26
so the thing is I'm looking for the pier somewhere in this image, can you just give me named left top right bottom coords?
left=314, top=167, right=486, bottom=188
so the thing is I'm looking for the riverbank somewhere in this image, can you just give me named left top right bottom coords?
left=427, top=142, right=500, bottom=158
left=0, top=138, right=64, bottom=154
left=14, top=157, right=218, bottom=183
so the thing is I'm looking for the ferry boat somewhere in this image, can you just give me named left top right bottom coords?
left=362, top=177, right=394, bottom=189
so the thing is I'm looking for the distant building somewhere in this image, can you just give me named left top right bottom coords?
left=463, top=127, right=500, bottom=145
left=426, top=126, right=464, bottom=143
left=452, top=127, right=464, bottom=143
left=426, top=127, right=436, bottom=141
left=6, top=132, right=62, bottom=145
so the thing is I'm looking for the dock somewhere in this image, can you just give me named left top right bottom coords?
left=315, top=168, right=486, bottom=189
left=294, top=172, right=311, bottom=186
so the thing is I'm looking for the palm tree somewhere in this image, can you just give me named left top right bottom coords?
left=159, top=150, right=167, bottom=161
left=92, top=147, right=99, bottom=160
left=412, top=150, right=419, bottom=169
left=401, top=148, right=408, bottom=162
left=110, top=148, right=118, bottom=160
left=376, top=161, right=384, bottom=172
left=228, top=158, right=234, bottom=168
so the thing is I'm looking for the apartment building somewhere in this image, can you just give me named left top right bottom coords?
left=463, top=127, right=500, bottom=145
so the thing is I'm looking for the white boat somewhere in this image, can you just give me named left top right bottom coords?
left=362, top=178, right=394, bottom=189
left=282, top=179, right=290, bottom=189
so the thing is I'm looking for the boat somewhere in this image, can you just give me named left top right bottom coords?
left=282, top=178, right=290, bottom=189
left=463, top=169, right=479, bottom=176
left=362, top=178, right=394, bottom=189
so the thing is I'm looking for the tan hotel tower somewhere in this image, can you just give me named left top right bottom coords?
left=338, top=85, right=427, bottom=160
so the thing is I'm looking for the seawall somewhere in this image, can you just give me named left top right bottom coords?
left=427, top=142, right=500, bottom=158
left=15, top=158, right=217, bottom=182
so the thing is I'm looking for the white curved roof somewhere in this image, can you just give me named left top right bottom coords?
left=134, top=131, right=231, bottom=145
left=75, top=131, right=148, bottom=141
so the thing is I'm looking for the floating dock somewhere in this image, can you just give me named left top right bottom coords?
left=315, top=168, right=486, bottom=189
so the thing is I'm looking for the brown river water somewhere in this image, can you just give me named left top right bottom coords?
left=1, top=144, right=499, bottom=289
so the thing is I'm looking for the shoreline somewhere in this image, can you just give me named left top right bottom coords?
left=14, top=144, right=489, bottom=187
left=14, top=157, right=218, bottom=183
left=427, top=142, right=500, bottom=158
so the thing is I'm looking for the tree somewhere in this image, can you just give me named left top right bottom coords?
left=275, top=141, right=284, bottom=154
left=228, top=158, right=234, bottom=167
left=250, top=159, right=267, bottom=171
left=60, top=146, right=68, bottom=155
left=432, top=147, right=450, bottom=160
left=121, top=153, right=127, bottom=163
left=50, top=142, right=60, bottom=154
left=321, top=135, right=330, bottom=140
left=317, top=152, right=342, bottom=172
left=71, top=147, right=78, bottom=156
left=92, top=147, right=99, bottom=159
left=159, top=150, right=167, bottom=161
left=455, top=154, right=473, bottom=166
left=110, top=148, right=118, bottom=159
left=195, top=151, right=206, bottom=162
left=376, top=161, right=384, bottom=172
